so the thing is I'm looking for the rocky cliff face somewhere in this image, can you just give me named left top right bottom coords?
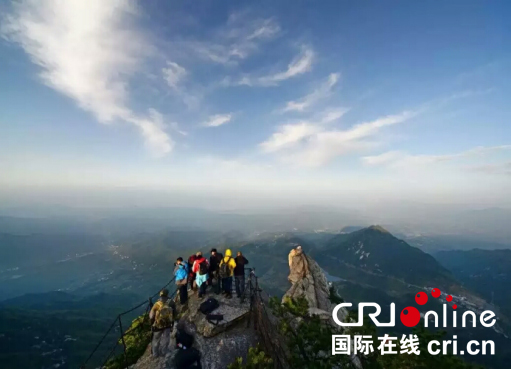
left=133, top=292, right=258, bottom=369
left=284, top=252, right=348, bottom=323
left=283, top=250, right=360, bottom=368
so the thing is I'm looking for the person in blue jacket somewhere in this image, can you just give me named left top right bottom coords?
left=174, top=257, right=188, bottom=305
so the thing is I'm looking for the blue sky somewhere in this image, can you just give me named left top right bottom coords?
left=0, top=0, right=510, bottom=209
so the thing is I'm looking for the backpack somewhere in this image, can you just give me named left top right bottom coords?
left=219, top=257, right=232, bottom=279
left=198, top=259, right=208, bottom=276
left=199, top=297, right=219, bottom=315
left=154, top=301, right=173, bottom=329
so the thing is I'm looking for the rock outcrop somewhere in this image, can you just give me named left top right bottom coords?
left=284, top=253, right=332, bottom=311
left=133, top=292, right=258, bottom=369
left=284, top=251, right=348, bottom=323
left=283, top=249, right=361, bottom=368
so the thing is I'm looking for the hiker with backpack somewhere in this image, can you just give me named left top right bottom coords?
left=174, top=257, right=188, bottom=305
left=149, top=289, right=176, bottom=357
left=218, top=249, right=236, bottom=299
left=187, top=252, right=201, bottom=291
left=192, top=252, right=209, bottom=299
left=234, top=251, right=249, bottom=299
left=209, top=248, right=223, bottom=294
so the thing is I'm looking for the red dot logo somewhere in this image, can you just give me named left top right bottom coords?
left=415, top=291, right=428, bottom=305
left=453, top=304, right=457, bottom=310
left=446, top=295, right=453, bottom=302
left=431, top=288, right=441, bottom=298
left=400, top=306, right=421, bottom=327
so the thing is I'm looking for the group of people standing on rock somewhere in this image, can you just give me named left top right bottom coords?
left=147, top=248, right=249, bottom=368
left=173, top=248, right=249, bottom=305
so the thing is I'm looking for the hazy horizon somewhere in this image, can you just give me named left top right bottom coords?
left=1, top=0, right=510, bottom=213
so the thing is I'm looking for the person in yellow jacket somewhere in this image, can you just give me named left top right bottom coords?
left=219, top=249, right=236, bottom=298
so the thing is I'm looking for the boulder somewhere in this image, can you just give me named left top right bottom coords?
left=182, top=293, right=250, bottom=338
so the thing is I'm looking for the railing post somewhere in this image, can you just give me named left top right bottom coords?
left=247, top=268, right=253, bottom=328
left=118, top=316, right=129, bottom=368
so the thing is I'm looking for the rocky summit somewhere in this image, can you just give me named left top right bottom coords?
left=132, top=249, right=351, bottom=369
left=133, top=291, right=257, bottom=369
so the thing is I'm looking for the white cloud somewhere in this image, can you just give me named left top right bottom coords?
left=282, top=73, right=339, bottom=112
left=257, top=46, right=314, bottom=86
left=260, top=109, right=348, bottom=153
left=320, top=108, right=350, bottom=123
left=185, top=16, right=280, bottom=65
left=203, top=114, right=233, bottom=127
left=260, top=123, right=321, bottom=153
left=362, top=145, right=511, bottom=169
left=224, top=46, right=315, bottom=87
left=162, top=61, right=186, bottom=89
left=2, top=0, right=172, bottom=156
left=261, top=110, right=416, bottom=166
left=246, top=18, right=280, bottom=41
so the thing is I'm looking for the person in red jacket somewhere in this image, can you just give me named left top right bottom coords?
left=187, top=252, right=201, bottom=291
left=192, top=253, right=209, bottom=298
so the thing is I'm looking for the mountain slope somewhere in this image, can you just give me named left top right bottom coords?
left=317, top=225, right=458, bottom=289
left=434, top=248, right=511, bottom=319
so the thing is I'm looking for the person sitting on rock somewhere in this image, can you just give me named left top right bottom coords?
left=219, top=249, right=236, bottom=299
left=192, top=252, right=209, bottom=299
left=174, top=327, right=202, bottom=369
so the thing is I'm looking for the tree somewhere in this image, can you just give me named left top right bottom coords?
left=104, top=315, right=151, bottom=369
left=269, top=296, right=357, bottom=369
left=228, top=345, right=273, bottom=369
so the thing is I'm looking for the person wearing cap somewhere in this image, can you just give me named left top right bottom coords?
left=149, top=289, right=177, bottom=357
left=209, top=248, right=223, bottom=294
left=149, top=289, right=176, bottom=325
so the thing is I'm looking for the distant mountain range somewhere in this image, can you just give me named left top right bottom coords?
left=1, top=224, right=511, bottom=368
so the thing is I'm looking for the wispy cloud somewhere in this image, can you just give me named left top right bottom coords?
left=162, top=61, right=187, bottom=89
left=2, top=0, right=173, bottom=156
left=282, top=73, right=339, bottom=112
left=260, top=123, right=321, bottom=153
left=184, top=15, right=280, bottom=66
left=260, top=109, right=348, bottom=153
left=202, top=114, right=233, bottom=127
left=362, top=145, right=511, bottom=169
left=261, top=110, right=416, bottom=166
left=258, top=46, right=314, bottom=86
left=224, top=46, right=315, bottom=87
